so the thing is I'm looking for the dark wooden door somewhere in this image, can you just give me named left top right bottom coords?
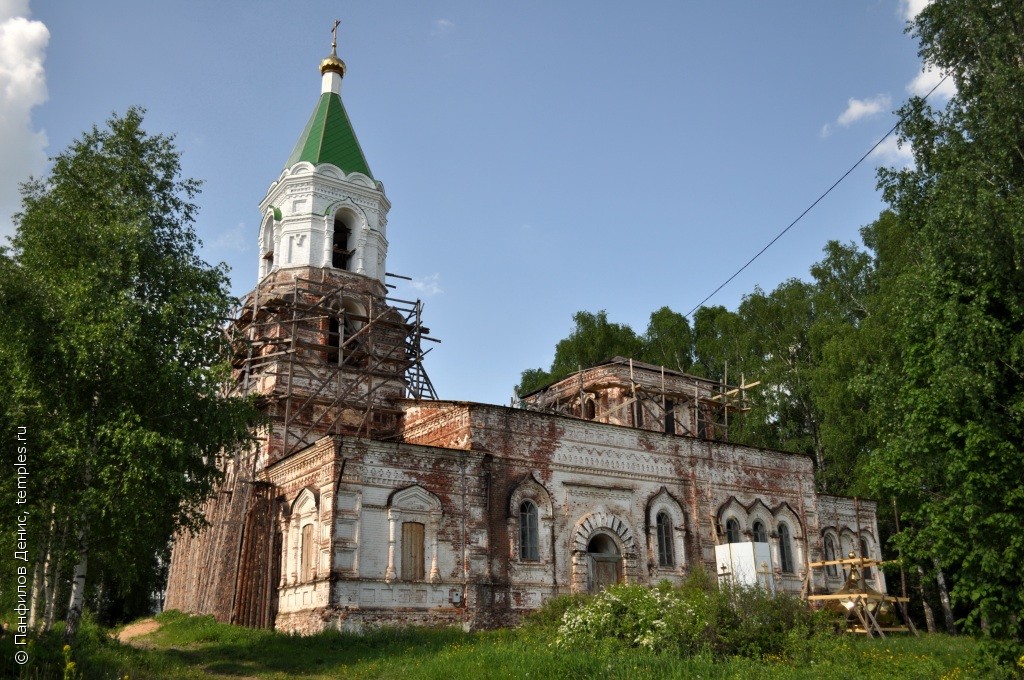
left=590, top=555, right=622, bottom=592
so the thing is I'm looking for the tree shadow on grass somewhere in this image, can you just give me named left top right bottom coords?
left=140, top=619, right=478, bottom=678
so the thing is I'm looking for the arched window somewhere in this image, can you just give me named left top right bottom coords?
left=520, top=501, right=539, bottom=561
left=656, top=512, right=674, bottom=567
left=300, top=523, right=316, bottom=582
left=332, top=214, right=353, bottom=270
left=824, top=534, right=838, bottom=578
left=778, top=523, right=794, bottom=574
left=725, top=518, right=741, bottom=544
left=859, top=538, right=872, bottom=579
left=752, top=520, right=767, bottom=543
left=584, top=399, right=596, bottom=420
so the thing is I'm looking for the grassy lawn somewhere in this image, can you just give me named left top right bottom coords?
left=5, top=610, right=993, bottom=680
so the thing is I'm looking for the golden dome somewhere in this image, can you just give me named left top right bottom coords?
left=320, top=47, right=346, bottom=77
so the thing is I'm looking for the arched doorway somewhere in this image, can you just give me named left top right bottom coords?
left=588, top=533, right=622, bottom=593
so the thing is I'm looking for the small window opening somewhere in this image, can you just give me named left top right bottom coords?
left=664, top=399, right=675, bottom=434
left=326, top=316, right=341, bottom=364
left=633, top=399, right=644, bottom=428
left=656, top=512, right=674, bottom=567
left=584, top=399, right=596, bottom=420
left=752, top=520, right=767, bottom=543
left=332, top=216, right=353, bottom=270
left=520, top=501, right=539, bottom=561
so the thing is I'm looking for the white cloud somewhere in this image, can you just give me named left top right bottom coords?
left=901, top=0, right=931, bottom=21
left=410, top=273, right=443, bottom=296
left=431, top=19, right=454, bottom=36
left=870, top=135, right=914, bottom=168
left=0, top=2, right=48, bottom=240
left=896, top=0, right=957, bottom=105
left=822, top=94, right=891, bottom=137
left=837, top=95, right=891, bottom=126
left=907, top=66, right=956, bottom=101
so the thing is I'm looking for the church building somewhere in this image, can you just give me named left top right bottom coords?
left=164, top=36, right=884, bottom=634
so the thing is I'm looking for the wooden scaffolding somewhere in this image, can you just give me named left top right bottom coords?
left=228, top=271, right=438, bottom=458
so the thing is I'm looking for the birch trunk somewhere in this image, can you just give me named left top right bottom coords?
left=42, top=526, right=66, bottom=632
left=916, top=564, right=937, bottom=633
left=63, top=525, right=89, bottom=644
left=933, top=558, right=957, bottom=635
left=28, top=539, right=46, bottom=629
left=29, top=507, right=57, bottom=630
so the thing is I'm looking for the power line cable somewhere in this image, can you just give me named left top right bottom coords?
left=684, top=74, right=951, bottom=319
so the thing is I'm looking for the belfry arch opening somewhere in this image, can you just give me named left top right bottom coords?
left=326, top=298, right=367, bottom=366
left=332, top=211, right=355, bottom=270
left=259, top=216, right=275, bottom=278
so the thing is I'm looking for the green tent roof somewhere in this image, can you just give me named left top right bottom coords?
left=285, top=92, right=373, bottom=178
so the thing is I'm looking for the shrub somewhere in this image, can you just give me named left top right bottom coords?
left=524, top=593, right=591, bottom=632
left=554, top=572, right=842, bottom=661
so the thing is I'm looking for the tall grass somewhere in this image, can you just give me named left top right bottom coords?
left=0, top=598, right=999, bottom=679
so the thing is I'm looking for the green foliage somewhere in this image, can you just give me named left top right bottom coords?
left=508, top=1, right=1024, bottom=656
left=522, top=592, right=589, bottom=631
left=857, top=0, right=1024, bottom=655
left=514, top=367, right=553, bottom=397
left=548, top=310, right=645, bottom=384
left=553, top=579, right=840, bottom=661
left=516, top=308, right=694, bottom=396
left=643, top=306, right=694, bottom=372
left=691, top=305, right=743, bottom=382
left=0, top=108, right=259, bottom=628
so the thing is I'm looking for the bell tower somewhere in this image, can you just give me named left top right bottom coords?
left=232, top=27, right=436, bottom=466
left=257, top=25, right=389, bottom=285
left=166, top=25, right=437, bottom=628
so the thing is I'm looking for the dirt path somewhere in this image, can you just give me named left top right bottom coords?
left=116, top=618, right=162, bottom=645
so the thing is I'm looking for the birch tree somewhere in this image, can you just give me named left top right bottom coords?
left=2, top=108, right=257, bottom=641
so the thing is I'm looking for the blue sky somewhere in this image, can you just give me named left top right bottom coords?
left=1, top=1, right=949, bottom=405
